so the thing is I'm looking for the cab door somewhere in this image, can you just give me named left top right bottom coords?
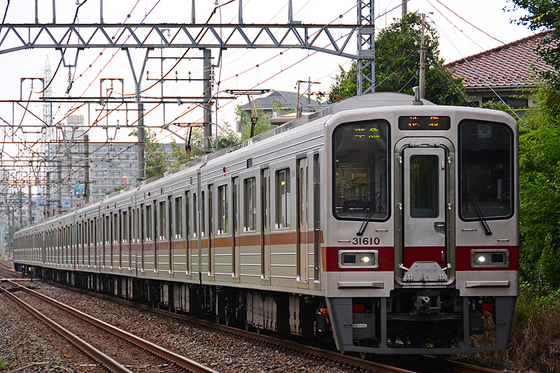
left=402, top=146, right=447, bottom=271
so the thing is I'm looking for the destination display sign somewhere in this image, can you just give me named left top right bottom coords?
left=398, top=116, right=451, bottom=130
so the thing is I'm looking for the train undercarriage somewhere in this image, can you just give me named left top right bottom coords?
left=17, top=264, right=515, bottom=355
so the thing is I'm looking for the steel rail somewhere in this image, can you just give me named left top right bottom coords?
left=0, top=279, right=133, bottom=373
left=27, top=281, right=504, bottom=373
left=1, top=279, right=220, bottom=373
left=73, top=287, right=417, bottom=373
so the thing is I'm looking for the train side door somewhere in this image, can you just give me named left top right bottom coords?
left=297, top=158, right=309, bottom=282
left=401, top=146, right=449, bottom=281
left=232, top=177, right=240, bottom=277
left=261, top=168, right=271, bottom=280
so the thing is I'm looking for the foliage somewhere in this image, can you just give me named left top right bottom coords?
left=104, top=185, right=126, bottom=195
left=129, top=128, right=170, bottom=179
left=169, top=137, right=191, bottom=168
left=327, top=12, right=467, bottom=105
left=508, top=0, right=560, bottom=91
left=215, top=122, right=242, bottom=149
left=0, top=357, right=13, bottom=370
left=167, top=122, right=241, bottom=168
left=517, top=84, right=560, bottom=291
left=235, top=104, right=274, bottom=142
left=469, top=287, right=560, bottom=373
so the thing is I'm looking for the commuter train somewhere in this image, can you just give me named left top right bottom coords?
left=13, top=92, right=519, bottom=355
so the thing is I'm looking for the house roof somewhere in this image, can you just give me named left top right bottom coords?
left=241, top=90, right=320, bottom=112
left=445, top=31, right=555, bottom=90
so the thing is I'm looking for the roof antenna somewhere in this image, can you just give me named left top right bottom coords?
left=412, top=86, right=423, bottom=105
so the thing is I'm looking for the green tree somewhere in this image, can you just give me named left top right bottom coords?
left=167, top=122, right=241, bottom=168
left=508, top=0, right=560, bottom=91
left=235, top=104, right=274, bottom=141
left=517, top=84, right=560, bottom=291
left=327, top=12, right=466, bottom=105
left=129, top=128, right=170, bottom=179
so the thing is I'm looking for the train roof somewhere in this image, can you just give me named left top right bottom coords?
left=20, top=93, right=433, bottom=230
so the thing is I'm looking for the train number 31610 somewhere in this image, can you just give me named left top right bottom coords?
left=352, top=237, right=380, bottom=245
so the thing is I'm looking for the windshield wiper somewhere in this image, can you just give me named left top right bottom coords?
left=356, top=197, right=379, bottom=236
left=467, top=194, right=492, bottom=235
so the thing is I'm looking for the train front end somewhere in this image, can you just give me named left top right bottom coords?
left=323, top=104, right=518, bottom=354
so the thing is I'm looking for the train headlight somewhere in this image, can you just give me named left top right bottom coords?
left=339, top=250, right=378, bottom=268
left=471, top=249, right=509, bottom=268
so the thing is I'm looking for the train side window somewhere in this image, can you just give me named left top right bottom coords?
left=113, top=212, right=119, bottom=244
left=175, top=196, right=183, bottom=238
left=122, top=210, right=128, bottom=243
left=192, top=193, right=198, bottom=238
left=218, top=185, right=228, bottom=234
left=105, top=215, right=110, bottom=245
left=159, top=201, right=166, bottom=240
left=244, top=177, right=256, bottom=231
left=459, top=121, right=513, bottom=220
left=201, top=191, right=206, bottom=237
left=333, top=120, right=389, bottom=220
left=275, top=168, right=291, bottom=228
left=146, top=204, right=153, bottom=241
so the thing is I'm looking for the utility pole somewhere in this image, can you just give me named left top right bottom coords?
left=203, top=49, right=213, bottom=154
left=357, top=0, right=375, bottom=95
left=19, top=189, right=23, bottom=228
left=419, top=13, right=426, bottom=99
left=57, top=160, right=62, bottom=216
left=46, top=171, right=51, bottom=218
left=84, top=134, right=90, bottom=204
left=402, top=0, right=407, bottom=17
left=296, top=78, right=321, bottom=117
left=28, top=184, right=32, bottom=224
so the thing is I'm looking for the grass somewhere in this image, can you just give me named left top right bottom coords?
left=0, top=357, right=11, bottom=370
left=468, top=287, right=560, bottom=373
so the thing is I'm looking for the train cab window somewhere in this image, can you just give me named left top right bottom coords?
left=460, top=121, right=513, bottom=220
left=276, top=168, right=291, bottom=228
left=244, top=177, right=257, bottom=231
left=333, top=120, right=389, bottom=220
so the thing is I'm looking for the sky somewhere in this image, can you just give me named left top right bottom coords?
left=0, top=0, right=537, bottom=163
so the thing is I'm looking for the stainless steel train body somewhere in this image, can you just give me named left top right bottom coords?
left=13, top=92, right=519, bottom=354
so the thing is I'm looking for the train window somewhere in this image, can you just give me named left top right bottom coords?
left=459, top=121, right=513, bottom=220
left=218, top=185, right=228, bottom=234
left=113, top=213, right=119, bottom=244
left=122, top=210, right=128, bottom=243
left=201, top=191, right=206, bottom=237
left=146, top=204, right=153, bottom=241
left=105, top=215, right=110, bottom=244
left=333, top=120, right=389, bottom=220
left=192, top=193, right=198, bottom=238
left=244, top=177, right=256, bottom=231
left=159, top=201, right=166, bottom=239
left=275, top=168, right=291, bottom=228
left=175, top=196, right=183, bottom=238
left=409, top=155, right=439, bottom=218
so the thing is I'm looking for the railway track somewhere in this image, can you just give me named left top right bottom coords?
left=1, top=270, right=504, bottom=373
left=48, top=283, right=503, bottom=373
left=0, top=277, right=219, bottom=373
